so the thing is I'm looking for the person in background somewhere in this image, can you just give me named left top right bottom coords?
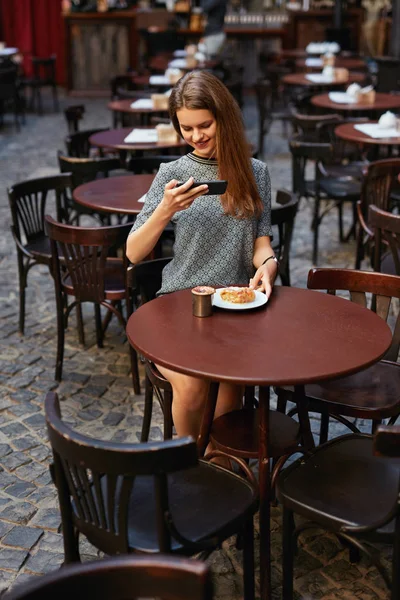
left=200, top=0, right=228, bottom=59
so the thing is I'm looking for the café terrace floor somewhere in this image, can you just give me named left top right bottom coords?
left=0, top=91, right=391, bottom=599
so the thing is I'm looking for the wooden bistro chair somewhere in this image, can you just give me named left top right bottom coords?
left=64, top=104, right=85, bottom=134
left=22, top=54, right=58, bottom=114
left=45, top=391, right=258, bottom=600
left=370, top=204, right=400, bottom=276
left=45, top=217, right=140, bottom=394
left=65, top=128, right=110, bottom=158
left=276, top=268, right=400, bottom=445
left=57, top=153, right=123, bottom=225
left=354, top=158, right=400, bottom=270
left=289, top=135, right=361, bottom=265
left=277, top=425, right=400, bottom=600
left=271, top=190, right=299, bottom=287
left=7, top=174, right=73, bottom=335
left=3, top=555, right=213, bottom=600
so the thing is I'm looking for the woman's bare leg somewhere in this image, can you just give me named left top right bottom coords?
left=156, top=364, right=210, bottom=438
left=155, top=365, right=243, bottom=440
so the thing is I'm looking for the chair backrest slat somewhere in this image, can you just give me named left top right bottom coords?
left=349, top=290, right=367, bottom=308
left=92, top=472, right=107, bottom=529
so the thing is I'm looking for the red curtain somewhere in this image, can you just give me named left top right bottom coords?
left=0, top=0, right=65, bottom=84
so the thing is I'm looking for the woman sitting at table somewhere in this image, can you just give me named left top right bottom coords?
left=127, top=70, right=277, bottom=442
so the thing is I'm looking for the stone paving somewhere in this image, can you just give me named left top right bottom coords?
left=0, top=91, right=392, bottom=599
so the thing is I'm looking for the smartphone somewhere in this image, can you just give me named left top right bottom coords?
left=175, top=180, right=228, bottom=196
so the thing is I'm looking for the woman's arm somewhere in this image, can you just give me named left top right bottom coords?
left=126, top=177, right=208, bottom=264
left=249, top=236, right=278, bottom=299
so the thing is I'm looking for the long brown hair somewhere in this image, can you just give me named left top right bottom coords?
left=169, top=71, right=263, bottom=218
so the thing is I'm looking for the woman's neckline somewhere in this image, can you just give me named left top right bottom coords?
left=188, top=152, right=218, bottom=165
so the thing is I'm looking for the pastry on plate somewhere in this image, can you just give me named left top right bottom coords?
left=220, top=287, right=256, bottom=304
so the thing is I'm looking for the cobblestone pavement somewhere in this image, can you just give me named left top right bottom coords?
left=0, top=91, right=392, bottom=599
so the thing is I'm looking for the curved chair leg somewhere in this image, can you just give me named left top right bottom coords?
left=312, top=195, right=321, bottom=266
left=319, top=411, right=329, bottom=445
left=355, top=224, right=364, bottom=270
left=94, top=303, right=103, bottom=348
left=76, top=303, right=85, bottom=346
left=242, top=517, right=255, bottom=600
left=141, top=375, right=154, bottom=442
left=338, top=202, right=344, bottom=242
left=163, top=389, right=173, bottom=439
left=55, top=293, right=65, bottom=382
left=130, top=346, right=141, bottom=395
left=18, top=256, right=27, bottom=335
left=282, top=507, right=295, bottom=600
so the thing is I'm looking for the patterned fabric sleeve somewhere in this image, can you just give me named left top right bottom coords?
left=129, top=162, right=172, bottom=235
left=254, top=160, right=273, bottom=239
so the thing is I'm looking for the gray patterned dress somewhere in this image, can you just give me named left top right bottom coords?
left=129, top=153, right=272, bottom=295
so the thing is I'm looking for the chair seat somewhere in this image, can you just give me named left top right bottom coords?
left=319, top=177, right=361, bottom=199
left=304, top=177, right=361, bottom=200
left=210, top=408, right=301, bottom=459
left=324, top=161, right=368, bottom=181
left=26, top=236, right=52, bottom=263
left=276, top=435, right=398, bottom=541
left=62, top=258, right=126, bottom=300
left=381, top=251, right=400, bottom=276
left=78, top=462, right=257, bottom=554
left=279, top=360, right=400, bottom=419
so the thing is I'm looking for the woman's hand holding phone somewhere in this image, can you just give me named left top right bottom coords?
left=160, top=177, right=208, bottom=218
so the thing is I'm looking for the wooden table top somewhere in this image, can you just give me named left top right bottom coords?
left=89, top=127, right=188, bottom=152
left=108, top=99, right=169, bottom=115
left=311, top=93, right=400, bottom=112
left=126, top=286, right=391, bottom=387
left=296, top=57, right=366, bottom=71
left=282, top=72, right=365, bottom=87
left=73, top=175, right=154, bottom=215
left=335, top=122, right=400, bottom=145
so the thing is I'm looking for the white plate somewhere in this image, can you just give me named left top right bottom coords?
left=213, top=288, right=268, bottom=310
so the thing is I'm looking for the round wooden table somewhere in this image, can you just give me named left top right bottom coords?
left=311, top=93, right=400, bottom=114
left=108, top=99, right=169, bottom=117
left=296, top=57, right=366, bottom=71
left=73, top=175, right=155, bottom=216
left=334, top=121, right=400, bottom=146
left=126, top=285, right=391, bottom=600
left=89, top=127, right=188, bottom=153
left=283, top=72, right=365, bottom=88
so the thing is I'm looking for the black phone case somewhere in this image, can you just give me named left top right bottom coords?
left=176, top=180, right=228, bottom=196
